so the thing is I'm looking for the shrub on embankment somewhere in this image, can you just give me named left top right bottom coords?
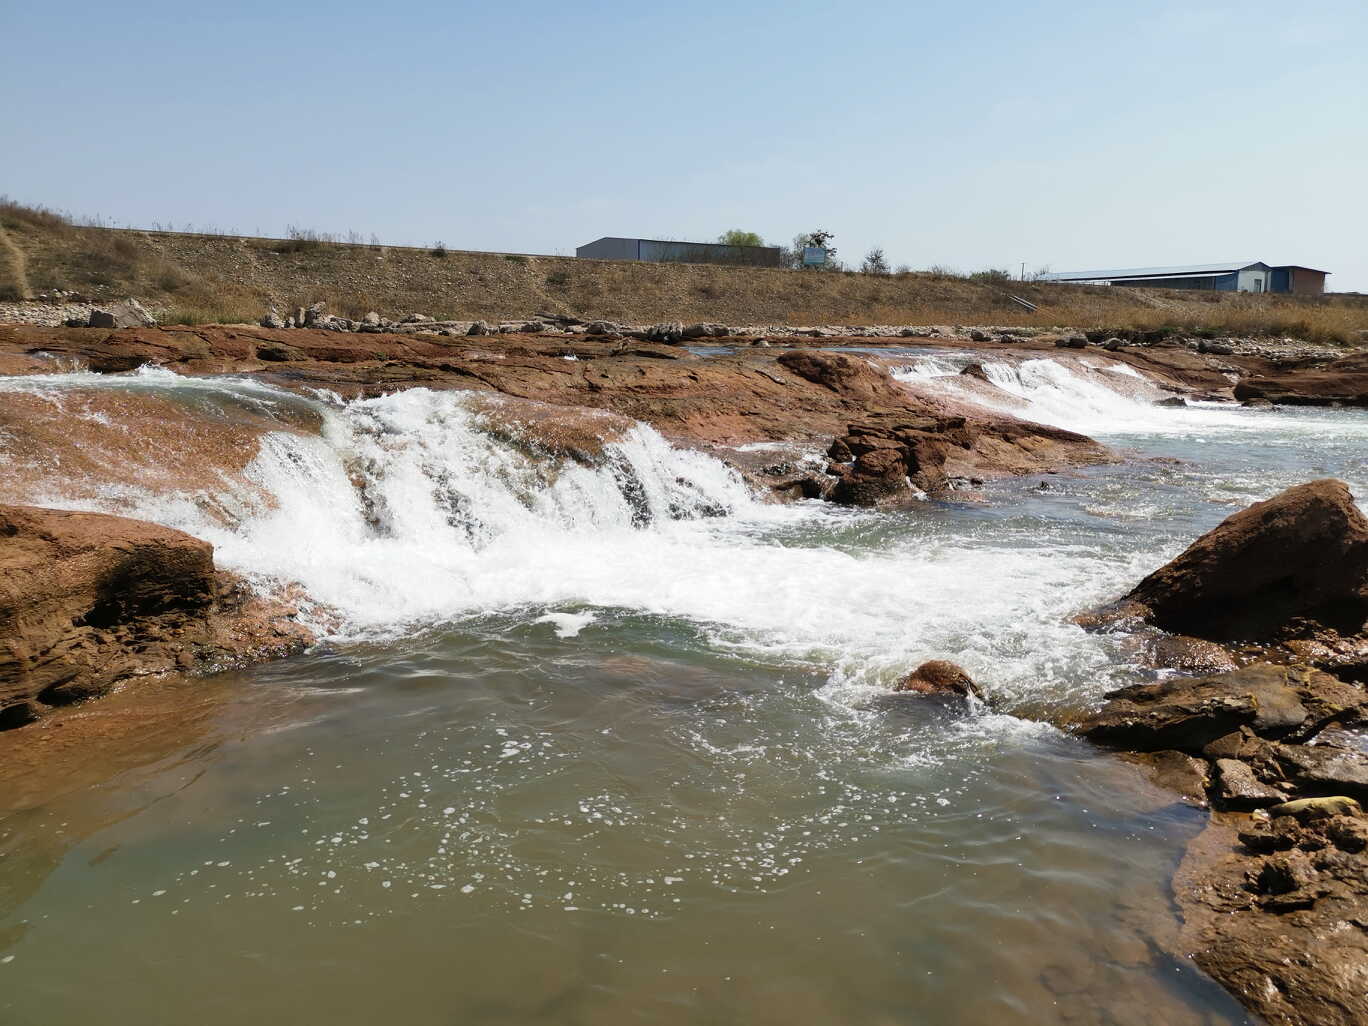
left=0, top=200, right=1363, bottom=342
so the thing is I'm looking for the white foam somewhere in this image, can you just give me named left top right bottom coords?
left=4, top=372, right=1140, bottom=704
left=896, top=354, right=1368, bottom=440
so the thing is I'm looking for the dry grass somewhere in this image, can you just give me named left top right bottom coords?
left=1, top=216, right=1362, bottom=344
left=0, top=197, right=71, bottom=233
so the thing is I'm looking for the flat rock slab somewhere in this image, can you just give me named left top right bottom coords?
left=1076, top=663, right=1367, bottom=754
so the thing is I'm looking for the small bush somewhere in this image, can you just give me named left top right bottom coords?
left=504, top=254, right=527, bottom=264
left=431, top=241, right=448, bottom=258
left=861, top=247, right=891, bottom=276
left=969, top=268, right=1014, bottom=285
left=545, top=270, right=570, bottom=288
left=275, top=226, right=333, bottom=254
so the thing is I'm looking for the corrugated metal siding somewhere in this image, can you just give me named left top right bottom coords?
left=1114, top=274, right=1238, bottom=291
left=575, top=238, right=639, bottom=260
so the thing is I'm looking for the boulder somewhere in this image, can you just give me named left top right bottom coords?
left=468, top=320, right=492, bottom=336
left=363, top=311, right=382, bottom=326
left=303, top=301, right=327, bottom=327
left=0, top=504, right=312, bottom=728
left=644, top=321, right=685, bottom=344
left=260, top=309, right=285, bottom=329
left=1076, top=663, right=1367, bottom=754
left=88, top=298, right=156, bottom=329
left=1119, top=480, right=1368, bottom=642
left=893, top=660, right=982, bottom=700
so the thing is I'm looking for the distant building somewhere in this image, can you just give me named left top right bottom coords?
left=1040, top=262, right=1329, bottom=295
left=576, top=236, right=783, bottom=268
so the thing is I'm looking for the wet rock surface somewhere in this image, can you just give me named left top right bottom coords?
left=0, top=324, right=1115, bottom=498
left=0, top=504, right=312, bottom=729
left=892, top=660, right=983, bottom=700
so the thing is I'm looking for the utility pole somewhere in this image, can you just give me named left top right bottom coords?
left=1020, top=262, right=1026, bottom=282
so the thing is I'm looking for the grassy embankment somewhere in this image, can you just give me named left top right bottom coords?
left=1, top=199, right=1364, bottom=343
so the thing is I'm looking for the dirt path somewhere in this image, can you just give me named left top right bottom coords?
left=0, top=222, right=32, bottom=299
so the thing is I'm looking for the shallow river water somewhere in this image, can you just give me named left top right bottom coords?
left=3, top=355, right=1367, bottom=1025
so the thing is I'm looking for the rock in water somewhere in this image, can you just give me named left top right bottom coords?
left=1076, top=663, right=1368, bottom=754
left=893, top=660, right=982, bottom=700
left=1109, top=479, right=1368, bottom=642
left=0, top=504, right=312, bottom=729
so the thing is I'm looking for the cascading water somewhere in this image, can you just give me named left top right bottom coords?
left=895, top=350, right=1361, bottom=440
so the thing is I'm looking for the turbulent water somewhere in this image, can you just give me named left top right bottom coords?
left=4, top=357, right=1368, bottom=1025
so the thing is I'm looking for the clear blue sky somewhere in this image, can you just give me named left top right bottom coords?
left=6, top=0, right=1367, bottom=289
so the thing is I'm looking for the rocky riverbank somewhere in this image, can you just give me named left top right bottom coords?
left=1072, top=480, right=1368, bottom=1025
left=0, top=505, right=311, bottom=730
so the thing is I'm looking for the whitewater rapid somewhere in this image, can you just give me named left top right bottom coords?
left=5, top=361, right=1366, bottom=708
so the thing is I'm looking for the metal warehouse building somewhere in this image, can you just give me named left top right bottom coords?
left=576, top=237, right=782, bottom=268
left=1040, top=262, right=1329, bottom=295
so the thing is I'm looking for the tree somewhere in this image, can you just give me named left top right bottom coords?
left=861, top=247, right=890, bottom=276
left=786, top=229, right=838, bottom=270
left=718, top=229, right=765, bottom=248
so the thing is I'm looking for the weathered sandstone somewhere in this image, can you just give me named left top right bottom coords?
left=0, top=505, right=311, bottom=729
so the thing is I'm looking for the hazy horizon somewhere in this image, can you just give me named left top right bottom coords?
left=6, top=0, right=1366, bottom=290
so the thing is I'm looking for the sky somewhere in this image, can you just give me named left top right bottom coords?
left=6, top=0, right=1367, bottom=289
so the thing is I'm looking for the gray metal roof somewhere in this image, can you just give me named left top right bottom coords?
left=1041, top=262, right=1265, bottom=281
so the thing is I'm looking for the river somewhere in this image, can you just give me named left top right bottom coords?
left=3, top=355, right=1366, bottom=1024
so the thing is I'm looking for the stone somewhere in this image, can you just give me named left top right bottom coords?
left=585, top=320, right=621, bottom=336
left=260, top=310, right=285, bottom=329
left=468, top=320, right=491, bottom=336
left=88, top=298, right=157, bottom=329
left=1266, top=795, right=1363, bottom=821
left=1054, top=335, right=1087, bottom=349
left=1119, top=480, right=1368, bottom=642
left=0, top=504, right=311, bottom=728
left=1213, top=758, right=1287, bottom=809
left=644, top=322, right=685, bottom=344
left=968, top=329, right=989, bottom=342
left=892, top=660, right=982, bottom=700
left=363, top=311, right=381, bottom=326
left=1130, top=750, right=1209, bottom=806
left=1075, top=663, right=1364, bottom=754
left=401, top=313, right=432, bottom=324
left=1256, top=853, right=1316, bottom=894
left=1273, top=744, right=1368, bottom=802
left=303, top=301, right=327, bottom=326
left=1149, top=635, right=1238, bottom=674
left=1153, top=396, right=1187, bottom=408
left=1327, top=816, right=1368, bottom=852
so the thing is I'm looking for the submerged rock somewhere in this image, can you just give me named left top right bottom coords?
left=893, top=660, right=982, bottom=700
